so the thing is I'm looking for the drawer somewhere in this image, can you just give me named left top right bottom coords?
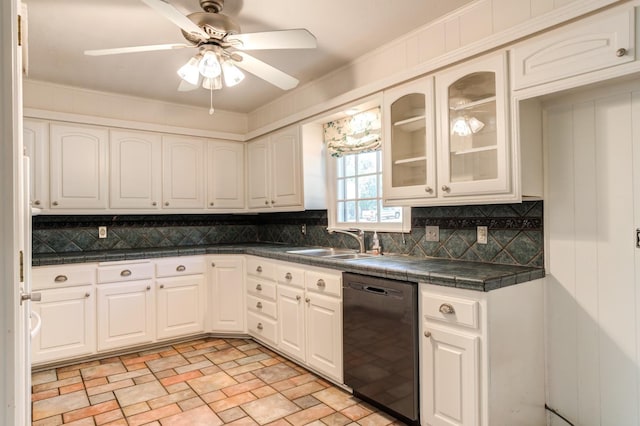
left=246, top=277, right=277, bottom=301
left=155, top=257, right=205, bottom=277
left=247, top=312, right=277, bottom=346
left=32, top=264, right=96, bottom=290
left=422, top=292, right=479, bottom=329
left=247, top=294, right=277, bottom=319
left=246, top=257, right=276, bottom=281
left=306, top=270, right=342, bottom=298
left=98, top=262, right=153, bottom=283
left=276, top=264, right=305, bottom=288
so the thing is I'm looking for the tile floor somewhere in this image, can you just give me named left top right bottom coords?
left=31, top=337, right=404, bottom=426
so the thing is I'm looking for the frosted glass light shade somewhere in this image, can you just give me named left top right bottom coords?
left=222, top=60, right=245, bottom=87
left=198, top=50, right=221, bottom=78
left=177, top=56, right=201, bottom=86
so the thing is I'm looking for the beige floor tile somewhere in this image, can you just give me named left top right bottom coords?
left=32, top=388, right=60, bottom=402
left=159, top=404, right=223, bottom=426
left=226, top=416, right=259, bottom=426
left=340, top=403, right=373, bottom=421
left=160, top=369, right=203, bottom=387
left=206, top=347, right=247, bottom=364
left=312, top=387, right=358, bottom=411
left=126, top=403, right=182, bottom=426
left=32, top=375, right=83, bottom=393
left=221, top=378, right=266, bottom=397
left=178, top=396, right=206, bottom=411
left=251, top=385, right=278, bottom=399
left=121, top=401, right=150, bottom=417
left=62, top=400, right=119, bottom=423
left=88, top=391, right=116, bottom=406
left=225, top=361, right=267, bottom=377
left=81, top=362, right=127, bottom=381
left=114, top=380, right=168, bottom=407
left=107, top=367, right=152, bottom=383
left=63, top=416, right=96, bottom=425
left=94, top=408, right=125, bottom=425
left=357, top=411, right=397, bottom=426
left=209, top=391, right=258, bottom=412
left=253, top=364, right=300, bottom=384
left=321, top=411, right=352, bottom=426
left=218, top=406, right=248, bottom=423
left=240, top=393, right=301, bottom=425
left=31, top=370, right=57, bottom=386
left=86, top=378, right=135, bottom=397
left=174, top=359, right=214, bottom=374
left=285, top=403, right=335, bottom=426
left=146, top=354, right=190, bottom=372
left=32, top=414, right=63, bottom=426
left=148, top=388, right=198, bottom=410
left=281, top=381, right=326, bottom=400
left=292, top=394, right=322, bottom=409
left=32, top=390, right=90, bottom=421
left=188, top=371, right=238, bottom=394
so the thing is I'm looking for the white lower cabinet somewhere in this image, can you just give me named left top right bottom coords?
left=246, top=257, right=279, bottom=346
left=419, top=281, right=544, bottom=426
left=31, top=286, right=95, bottom=364
left=305, top=292, right=342, bottom=382
left=156, top=275, right=206, bottom=339
left=208, top=256, right=245, bottom=333
left=277, top=285, right=306, bottom=362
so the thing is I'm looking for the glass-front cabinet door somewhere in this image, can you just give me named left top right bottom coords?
left=382, top=76, right=436, bottom=202
left=436, top=53, right=510, bottom=197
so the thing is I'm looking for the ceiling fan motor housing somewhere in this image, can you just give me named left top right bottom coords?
left=182, top=11, right=240, bottom=44
left=200, top=0, right=224, bottom=13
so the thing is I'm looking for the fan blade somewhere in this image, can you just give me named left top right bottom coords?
left=227, top=29, right=316, bottom=50
left=85, top=43, right=191, bottom=56
left=178, top=79, right=200, bottom=92
left=140, top=0, right=209, bottom=40
left=234, top=52, right=299, bottom=90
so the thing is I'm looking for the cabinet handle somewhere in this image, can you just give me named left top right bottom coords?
left=152, top=201, right=157, bottom=206
left=296, top=295, right=301, bottom=301
left=34, top=200, right=41, bottom=206
left=285, top=272, right=292, bottom=280
left=439, top=303, right=455, bottom=314
left=146, top=285, right=150, bottom=290
left=424, top=331, right=432, bottom=338
left=211, top=262, right=216, bottom=267
left=257, top=322, right=263, bottom=330
left=316, top=279, right=326, bottom=288
left=256, top=284, right=262, bottom=291
left=165, top=202, right=170, bottom=206
left=305, top=297, right=310, bottom=303
left=256, top=301, right=263, bottom=309
left=425, top=186, right=433, bottom=193
left=120, top=269, right=132, bottom=277
left=256, top=266, right=262, bottom=273
left=54, top=275, right=68, bottom=283
left=52, top=201, right=59, bottom=206
left=85, top=292, right=90, bottom=298
left=441, top=185, right=451, bottom=193
left=176, top=265, right=186, bottom=272
left=160, top=284, right=165, bottom=289
left=616, top=47, right=628, bottom=57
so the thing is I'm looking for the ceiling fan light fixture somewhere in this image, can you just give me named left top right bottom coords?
left=202, top=75, right=222, bottom=90
left=221, top=59, right=245, bottom=87
left=177, top=55, right=201, bottom=86
left=198, top=50, right=221, bottom=78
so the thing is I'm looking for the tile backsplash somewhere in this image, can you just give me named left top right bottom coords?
left=32, top=201, right=543, bottom=268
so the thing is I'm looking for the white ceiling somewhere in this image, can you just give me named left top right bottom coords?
left=24, top=0, right=474, bottom=114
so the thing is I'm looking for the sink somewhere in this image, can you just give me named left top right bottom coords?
left=325, top=253, right=375, bottom=260
left=287, top=248, right=357, bottom=257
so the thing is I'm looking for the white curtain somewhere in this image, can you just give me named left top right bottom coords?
left=323, top=107, right=382, bottom=157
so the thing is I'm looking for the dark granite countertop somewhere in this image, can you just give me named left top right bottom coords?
left=32, top=243, right=545, bottom=292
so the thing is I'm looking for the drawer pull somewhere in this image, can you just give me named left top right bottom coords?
left=296, top=295, right=301, bottom=301
left=439, top=303, right=455, bottom=315
left=85, top=292, right=90, bottom=298
left=424, top=331, right=432, bottom=338
left=256, top=301, right=263, bottom=309
left=305, top=297, right=310, bottom=303
left=256, top=266, right=262, bottom=273
left=176, top=265, right=186, bottom=272
left=256, top=284, right=262, bottom=291
left=285, top=272, right=292, bottom=280
left=257, top=322, right=264, bottom=330
left=211, top=262, right=216, bottom=267
left=120, top=269, right=132, bottom=277
left=54, top=275, right=68, bottom=283
left=160, top=284, right=165, bottom=289
left=316, top=279, right=326, bottom=288
left=146, top=285, right=151, bottom=290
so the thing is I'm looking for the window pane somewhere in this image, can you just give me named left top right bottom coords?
left=344, top=155, right=356, bottom=177
left=344, top=201, right=356, bottom=222
left=358, top=151, right=377, bottom=175
left=380, top=202, right=402, bottom=223
left=359, top=200, right=378, bottom=222
left=345, top=177, right=356, bottom=199
left=357, top=175, right=377, bottom=199
left=336, top=179, right=345, bottom=200
left=336, top=157, right=345, bottom=178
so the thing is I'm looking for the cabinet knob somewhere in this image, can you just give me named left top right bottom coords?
left=256, top=266, right=262, bottom=273
left=256, top=301, right=263, bottom=309
left=285, top=272, right=292, bottom=280
left=34, top=200, right=41, bottom=206
left=146, top=285, right=151, bottom=290
left=165, top=202, right=170, bottom=206
left=425, top=187, right=433, bottom=193
left=120, top=269, right=132, bottom=277
left=152, top=201, right=157, bottom=206
left=296, top=295, right=301, bottom=301
left=424, top=331, right=432, bottom=338
left=176, top=265, right=186, bottom=272
left=441, top=185, right=451, bottom=193
left=271, top=200, right=275, bottom=204
left=256, top=284, right=262, bottom=291
left=54, top=275, right=68, bottom=283
left=316, top=279, right=326, bottom=288
left=257, top=322, right=264, bottom=330
left=305, top=297, right=310, bottom=303
left=85, top=292, right=90, bottom=298
left=52, top=201, right=59, bottom=206
left=160, top=284, right=165, bottom=289
left=616, top=47, right=628, bottom=57
left=210, top=202, right=214, bottom=206
left=439, top=303, right=455, bottom=314
left=211, top=262, right=216, bottom=267
left=264, top=201, right=269, bottom=205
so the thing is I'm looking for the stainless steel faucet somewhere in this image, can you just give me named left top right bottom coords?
left=328, top=228, right=366, bottom=253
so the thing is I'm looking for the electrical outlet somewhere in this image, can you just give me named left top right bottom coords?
left=301, top=224, right=307, bottom=235
left=425, top=226, right=439, bottom=242
left=477, top=226, right=488, bottom=244
left=98, top=226, right=107, bottom=239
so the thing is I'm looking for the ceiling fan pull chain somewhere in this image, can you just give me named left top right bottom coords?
left=209, top=84, right=214, bottom=115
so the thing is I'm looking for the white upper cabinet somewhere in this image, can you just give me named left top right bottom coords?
left=22, top=119, right=49, bottom=209
left=383, top=76, right=436, bottom=202
left=109, top=129, right=161, bottom=210
left=49, top=123, right=108, bottom=209
left=511, top=7, right=635, bottom=91
left=436, top=52, right=510, bottom=198
left=247, top=125, right=302, bottom=211
left=207, top=141, right=245, bottom=210
left=162, top=135, right=205, bottom=209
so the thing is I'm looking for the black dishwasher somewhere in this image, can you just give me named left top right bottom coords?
left=343, top=272, right=419, bottom=425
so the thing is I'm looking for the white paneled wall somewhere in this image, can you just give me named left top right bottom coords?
left=543, top=82, right=640, bottom=425
left=248, top=0, right=619, bottom=133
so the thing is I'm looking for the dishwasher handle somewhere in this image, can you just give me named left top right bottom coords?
left=364, top=285, right=389, bottom=295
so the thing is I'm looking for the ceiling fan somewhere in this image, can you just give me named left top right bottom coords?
left=85, top=0, right=316, bottom=105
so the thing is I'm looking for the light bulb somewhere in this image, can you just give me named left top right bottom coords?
left=198, top=50, right=221, bottom=78
left=202, top=75, right=222, bottom=90
left=451, top=116, right=472, bottom=136
left=177, top=55, right=201, bottom=86
left=221, top=60, right=245, bottom=87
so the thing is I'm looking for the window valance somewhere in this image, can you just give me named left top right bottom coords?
left=323, top=107, right=382, bottom=157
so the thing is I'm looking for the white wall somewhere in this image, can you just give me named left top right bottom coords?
left=543, top=81, right=640, bottom=425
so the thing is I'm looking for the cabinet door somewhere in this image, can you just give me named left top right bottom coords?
left=277, top=286, right=306, bottom=362
left=156, top=275, right=205, bottom=339
left=422, top=326, right=479, bottom=426
left=270, top=126, right=302, bottom=208
left=437, top=53, right=510, bottom=198
left=207, top=141, right=245, bottom=210
left=50, top=123, right=108, bottom=209
left=383, top=76, right=437, bottom=202
left=247, top=137, right=270, bottom=209
left=306, top=293, right=342, bottom=382
left=97, top=281, right=154, bottom=351
left=209, top=256, right=245, bottom=332
left=162, top=136, right=205, bottom=209
left=31, top=286, right=95, bottom=364
left=23, top=119, right=49, bottom=209
left=110, top=129, right=161, bottom=209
